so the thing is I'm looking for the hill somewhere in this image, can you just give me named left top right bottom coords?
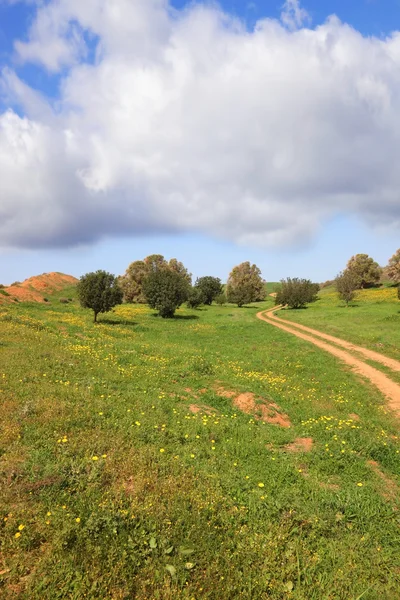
left=0, top=272, right=78, bottom=304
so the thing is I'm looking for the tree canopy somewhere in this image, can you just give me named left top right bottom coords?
left=226, top=262, right=266, bottom=307
left=77, top=270, right=123, bottom=322
left=335, top=270, right=358, bottom=306
left=346, top=254, right=382, bottom=289
left=387, top=249, right=400, bottom=283
left=276, top=278, right=319, bottom=309
left=120, top=255, right=191, bottom=303
left=143, top=269, right=190, bottom=318
left=194, top=276, right=223, bottom=305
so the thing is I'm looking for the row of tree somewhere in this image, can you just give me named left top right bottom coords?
left=77, top=256, right=268, bottom=320
left=336, top=250, right=400, bottom=305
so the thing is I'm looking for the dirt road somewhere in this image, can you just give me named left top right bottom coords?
left=257, top=306, right=400, bottom=416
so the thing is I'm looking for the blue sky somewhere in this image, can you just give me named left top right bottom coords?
left=0, top=0, right=399, bottom=284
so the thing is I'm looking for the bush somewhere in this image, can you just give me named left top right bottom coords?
left=0, top=289, right=10, bottom=296
left=187, top=287, right=205, bottom=309
left=77, top=271, right=123, bottom=322
left=143, top=269, right=190, bottom=318
left=215, top=293, right=227, bottom=306
left=335, top=270, right=358, bottom=306
left=226, top=262, right=266, bottom=307
left=194, top=276, right=223, bottom=305
left=276, top=278, right=319, bottom=309
left=346, top=254, right=382, bottom=288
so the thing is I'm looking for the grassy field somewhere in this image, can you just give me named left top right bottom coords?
left=1, top=289, right=400, bottom=599
left=278, top=285, right=400, bottom=362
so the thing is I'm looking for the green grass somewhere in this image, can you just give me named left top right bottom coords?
left=1, top=294, right=400, bottom=599
left=278, top=285, right=400, bottom=361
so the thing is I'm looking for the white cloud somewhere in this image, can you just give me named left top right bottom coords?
left=0, top=0, right=400, bottom=250
left=280, top=0, right=311, bottom=31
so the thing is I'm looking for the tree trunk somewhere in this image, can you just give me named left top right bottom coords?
left=94, top=311, right=98, bottom=323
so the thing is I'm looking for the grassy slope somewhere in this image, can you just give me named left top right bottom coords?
left=1, top=295, right=400, bottom=599
left=278, top=284, right=400, bottom=361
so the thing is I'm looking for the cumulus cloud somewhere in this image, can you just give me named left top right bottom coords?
left=1, top=0, right=400, bottom=250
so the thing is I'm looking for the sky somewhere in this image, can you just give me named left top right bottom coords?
left=0, top=0, right=399, bottom=285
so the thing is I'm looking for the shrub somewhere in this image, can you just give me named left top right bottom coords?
left=0, top=289, right=10, bottom=296
left=187, top=287, right=205, bottom=309
left=346, top=254, right=382, bottom=288
left=226, top=262, right=266, bottom=307
left=335, top=270, right=358, bottom=306
left=77, top=271, right=123, bottom=322
left=276, top=278, right=319, bottom=309
left=121, top=255, right=191, bottom=303
left=215, top=293, right=227, bottom=306
left=194, top=276, right=223, bottom=305
left=143, top=269, right=190, bottom=318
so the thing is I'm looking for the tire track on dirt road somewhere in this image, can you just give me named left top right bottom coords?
left=257, top=306, right=400, bottom=416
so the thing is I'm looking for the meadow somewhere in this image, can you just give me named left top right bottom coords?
left=1, top=287, right=400, bottom=599
left=278, top=284, right=400, bottom=362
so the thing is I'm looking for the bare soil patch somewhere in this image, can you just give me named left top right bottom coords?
left=188, top=404, right=217, bottom=415
left=225, top=390, right=291, bottom=427
left=285, top=437, right=313, bottom=453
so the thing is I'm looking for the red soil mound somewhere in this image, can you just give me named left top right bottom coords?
left=1, top=272, right=78, bottom=304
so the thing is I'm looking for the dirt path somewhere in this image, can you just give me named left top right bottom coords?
left=266, top=309, right=400, bottom=373
left=257, top=306, right=400, bottom=416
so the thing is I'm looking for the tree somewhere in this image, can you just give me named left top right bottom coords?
left=187, top=287, right=205, bottom=309
left=275, top=278, right=319, bottom=309
left=335, top=270, right=358, bottom=306
left=215, top=292, right=227, bottom=306
left=194, top=276, right=223, bottom=305
left=143, top=269, right=190, bottom=318
left=77, top=271, right=123, bottom=322
left=226, top=262, right=266, bottom=307
left=119, top=260, right=147, bottom=303
left=346, top=254, right=382, bottom=289
left=387, top=249, right=400, bottom=283
left=121, top=255, right=191, bottom=303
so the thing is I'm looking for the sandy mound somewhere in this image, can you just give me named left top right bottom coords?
left=1, top=272, right=78, bottom=304
left=216, top=386, right=291, bottom=427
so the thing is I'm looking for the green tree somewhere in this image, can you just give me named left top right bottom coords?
left=215, top=292, right=227, bottom=306
left=276, top=278, right=319, bottom=309
left=143, top=269, right=190, bottom=318
left=226, top=262, right=266, bottom=307
left=387, top=249, right=400, bottom=283
left=121, top=255, right=191, bottom=303
left=335, top=270, right=358, bottom=306
left=346, top=254, right=382, bottom=289
left=77, top=271, right=123, bottom=323
left=195, top=276, right=223, bottom=305
left=187, top=286, right=205, bottom=309
left=119, top=260, right=147, bottom=303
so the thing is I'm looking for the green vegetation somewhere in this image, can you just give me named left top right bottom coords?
left=1, top=288, right=400, bottom=599
left=143, top=268, right=190, bottom=318
left=226, top=261, right=266, bottom=307
left=77, top=271, right=123, bottom=323
left=387, top=248, right=400, bottom=283
left=276, top=278, right=319, bottom=309
left=120, top=255, right=191, bottom=304
left=346, top=254, right=382, bottom=289
left=194, top=277, right=223, bottom=305
left=335, top=270, right=358, bottom=306
left=186, top=286, right=205, bottom=309
left=279, top=284, right=400, bottom=360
